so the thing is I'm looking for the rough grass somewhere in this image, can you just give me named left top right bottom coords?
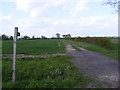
left=2, top=39, right=65, bottom=55
left=2, top=56, right=91, bottom=88
left=66, top=40, right=119, bottom=60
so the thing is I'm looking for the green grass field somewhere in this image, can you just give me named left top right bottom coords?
left=2, top=39, right=65, bottom=55
left=2, top=39, right=91, bottom=88
left=2, top=56, right=91, bottom=88
left=66, top=39, right=119, bottom=60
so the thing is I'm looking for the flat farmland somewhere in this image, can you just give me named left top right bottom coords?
left=2, top=39, right=65, bottom=55
left=2, top=38, right=119, bottom=88
left=2, top=39, right=91, bottom=88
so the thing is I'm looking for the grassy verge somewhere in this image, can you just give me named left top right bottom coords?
left=3, top=56, right=91, bottom=88
left=65, top=40, right=119, bottom=60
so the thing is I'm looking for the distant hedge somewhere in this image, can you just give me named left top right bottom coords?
left=67, top=37, right=112, bottom=49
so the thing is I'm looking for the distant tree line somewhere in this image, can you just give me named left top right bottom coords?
left=0, top=34, right=13, bottom=40
left=20, top=35, right=47, bottom=40
left=62, top=34, right=71, bottom=38
left=0, top=34, right=46, bottom=40
left=0, top=33, right=72, bottom=40
left=55, top=33, right=71, bottom=39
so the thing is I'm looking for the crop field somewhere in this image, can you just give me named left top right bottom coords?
left=2, top=39, right=65, bottom=55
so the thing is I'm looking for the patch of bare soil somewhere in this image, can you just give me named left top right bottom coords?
left=66, top=44, right=76, bottom=52
left=71, top=44, right=87, bottom=51
left=2, top=53, right=65, bottom=59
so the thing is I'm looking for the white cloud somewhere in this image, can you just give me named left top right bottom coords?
left=15, top=0, right=68, bottom=12
left=63, top=0, right=88, bottom=17
left=30, top=8, right=42, bottom=18
left=0, top=0, right=16, bottom=2
left=16, top=0, right=31, bottom=11
left=15, top=0, right=88, bottom=17
left=3, top=15, right=12, bottom=20
left=78, top=16, right=104, bottom=26
left=0, top=14, right=12, bottom=22
left=1, top=14, right=118, bottom=37
left=0, top=14, right=2, bottom=21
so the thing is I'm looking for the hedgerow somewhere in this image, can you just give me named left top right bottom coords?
left=66, top=37, right=111, bottom=49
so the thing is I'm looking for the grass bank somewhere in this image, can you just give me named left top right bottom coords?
left=3, top=56, right=91, bottom=88
left=66, top=40, right=119, bottom=60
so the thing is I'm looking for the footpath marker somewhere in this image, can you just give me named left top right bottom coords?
left=12, top=27, right=20, bottom=82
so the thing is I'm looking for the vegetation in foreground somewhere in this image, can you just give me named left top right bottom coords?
left=66, top=39, right=119, bottom=60
left=2, top=56, right=91, bottom=88
left=2, top=39, right=65, bottom=55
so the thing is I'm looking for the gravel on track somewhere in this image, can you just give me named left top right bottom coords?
left=65, top=43, right=118, bottom=88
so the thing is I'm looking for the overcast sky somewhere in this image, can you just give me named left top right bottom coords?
left=0, top=0, right=118, bottom=38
